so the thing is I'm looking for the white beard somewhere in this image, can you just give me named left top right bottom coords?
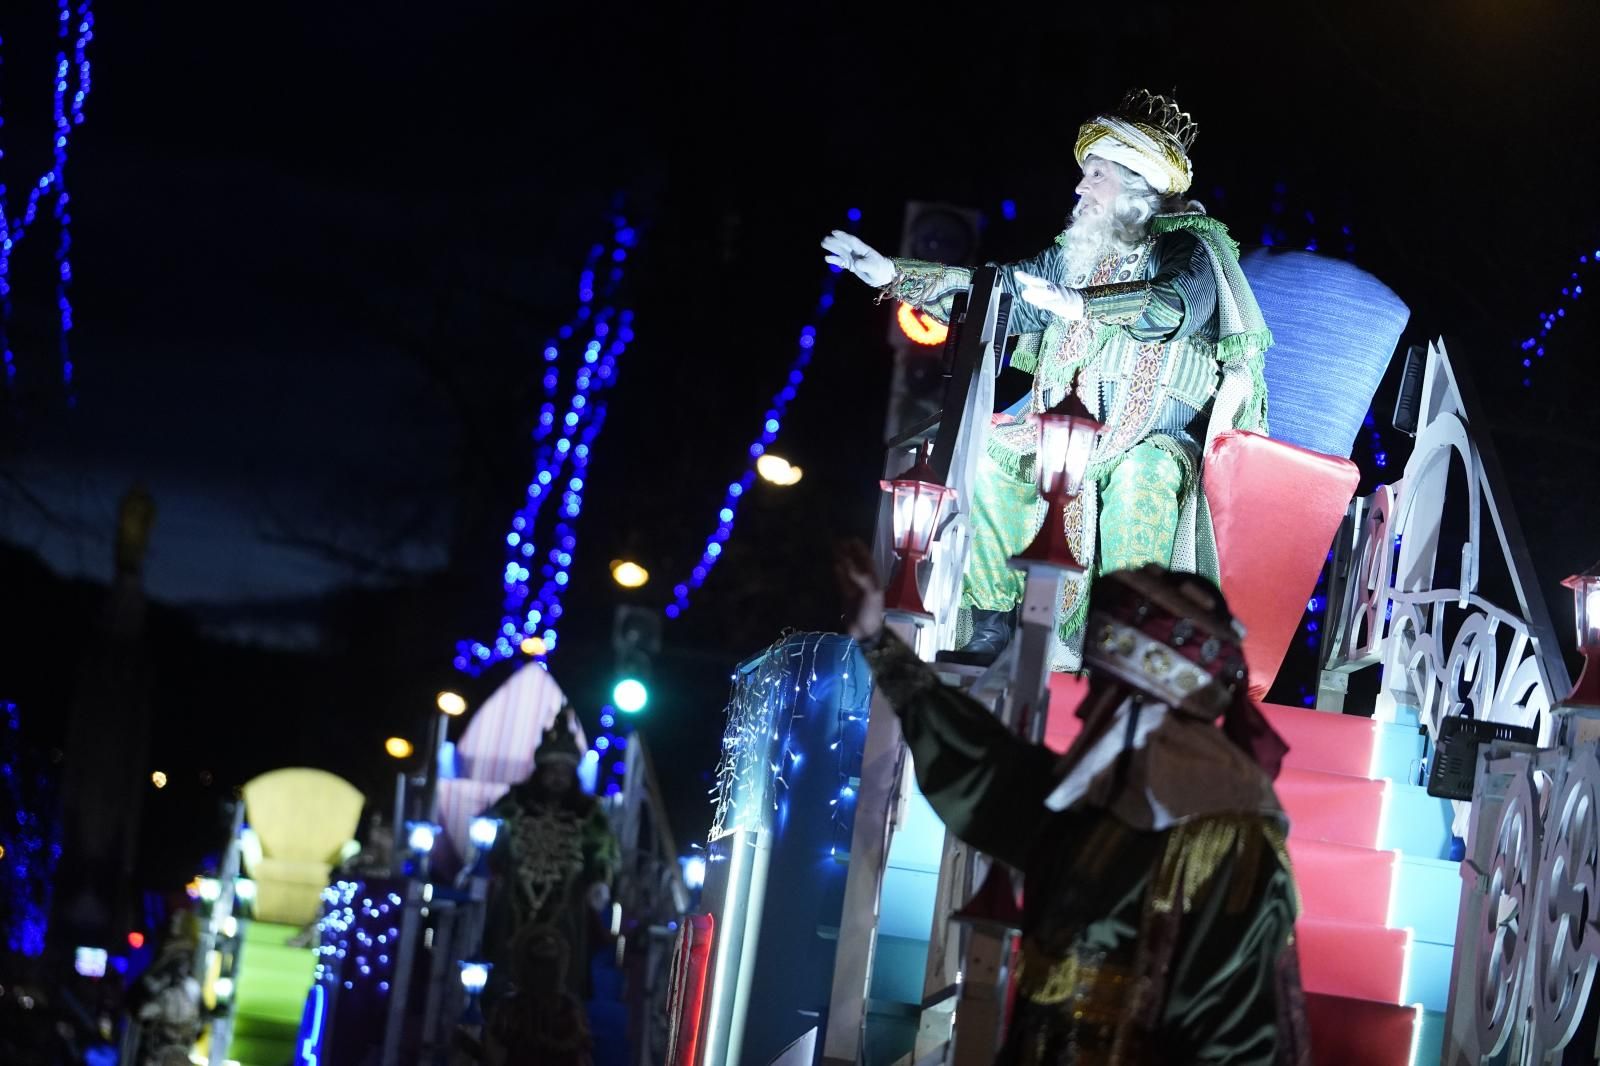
left=1060, top=198, right=1135, bottom=284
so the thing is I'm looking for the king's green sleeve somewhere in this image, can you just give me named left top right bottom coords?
left=861, top=629, right=1058, bottom=870
left=1080, top=230, right=1216, bottom=342
left=887, top=241, right=1065, bottom=338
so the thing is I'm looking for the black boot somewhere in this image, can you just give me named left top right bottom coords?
left=939, top=608, right=1016, bottom=666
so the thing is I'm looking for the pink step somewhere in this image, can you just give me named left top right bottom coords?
left=1286, top=837, right=1398, bottom=927
left=1297, top=916, right=1410, bottom=1004
left=1257, top=701, right=1379, bottom=779
left=1305, top=993, right=1419, bottom=1064
left=1044, top=677, right=1382, bottom=779
left=1277, top=767, right=1386, bottom=849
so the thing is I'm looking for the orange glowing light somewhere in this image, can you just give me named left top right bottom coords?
left=896, top=302, right=948, bottom=346
left=128, top=931, right=145, bottom=949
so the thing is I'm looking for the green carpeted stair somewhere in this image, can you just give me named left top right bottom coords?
left=227, top=921, right=315, bottom=1066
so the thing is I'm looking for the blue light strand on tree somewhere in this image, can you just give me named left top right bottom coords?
left=662, top=208, right=862, bottom=620
left=0, top=3, right=95, bottom=391
left=1518, top=246, right=1597, bottom=389
left=453, top=215, right=637, bottom=676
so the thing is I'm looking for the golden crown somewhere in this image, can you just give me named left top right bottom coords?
left=1115, top=89, right=1199, bottom=153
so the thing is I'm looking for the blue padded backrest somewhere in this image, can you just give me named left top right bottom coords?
left=1241, top=248, right=1410, bottom=458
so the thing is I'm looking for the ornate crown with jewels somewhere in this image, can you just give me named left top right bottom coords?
left=1075, top=89, right=1198, bottom=195
left=1113, top=89, right=1199, bottom=153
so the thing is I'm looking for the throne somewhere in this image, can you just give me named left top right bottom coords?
left=1212, top=248, right=1411, bottom=698
left=240, top=767, right=365, bottom=926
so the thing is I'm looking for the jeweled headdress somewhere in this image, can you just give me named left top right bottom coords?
left=1075, top=89, right=1198, bottom=196
left=1084, top=566, right=1287, bottom=778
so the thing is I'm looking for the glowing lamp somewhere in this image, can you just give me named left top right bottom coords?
left=520, top=636, right=547, bottom=657
left=682, top=855, right=707, bottom=891
left=1562, top=561, right=1600, bottom=706
left=214, top=977, right=234, bottom=1001
left=151, top=771, right=168, bottom=789
left=896, top=302, right=949, bottom=346
left=436, top=691, right=468, bottom=717
left=406, top=821, right=439, bottom=856
left=385, top=737, right=415, bottom=759
left=469, top=817, right=500, bottom=851
left=459, top=961, right=491, bottom=995
left=235, top=878, right=257, bottom=903
left=74, top=947, right=108, bottom=979
left=756, top=454, right=804, bottom=486
left=197, top=878, right=222, bottom=904
left=614, top=678, right=649, bottom=714
left=1014, top=389, right=1102, bottom=574
left=878, top=445, right=958, bottom=619
left=127, top=931, right=145, bottom=950
left=611, top=560, right=650, bottom=589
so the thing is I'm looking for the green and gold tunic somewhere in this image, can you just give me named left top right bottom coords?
left=862, top=630, right=1308, bottom=1065
left=887, top=213, right=1271, bottom=667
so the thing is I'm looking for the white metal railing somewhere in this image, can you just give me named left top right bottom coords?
left=1320, top=339, right=1568, bottom=750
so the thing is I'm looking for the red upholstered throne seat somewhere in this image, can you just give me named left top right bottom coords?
left=1205, top=430, right=1361, bottom=700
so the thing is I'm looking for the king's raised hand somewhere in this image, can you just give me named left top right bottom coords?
left=821, top=230, right=894, bottom=287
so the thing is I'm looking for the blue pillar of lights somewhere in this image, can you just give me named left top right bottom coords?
left=697, top=633, right=871, bottom=1065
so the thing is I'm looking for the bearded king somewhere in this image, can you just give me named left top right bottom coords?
left=823, top=90, right=1271, bottom=668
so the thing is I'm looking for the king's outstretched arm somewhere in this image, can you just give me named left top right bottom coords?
left=884, top=242, right=1064, bottom=337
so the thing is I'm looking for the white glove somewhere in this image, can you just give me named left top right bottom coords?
left=1015, top=270, right=1085, bottom=321
left=821, top=230, right=895, bottom=287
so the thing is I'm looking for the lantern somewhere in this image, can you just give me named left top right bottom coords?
left=459, top=960, right=493, bottom=1025
left=1014, top=388, right=1102, bottom=573
left=1562, top=561, right=1600, bottom=706
left=878, top=445, right=958, bottom=618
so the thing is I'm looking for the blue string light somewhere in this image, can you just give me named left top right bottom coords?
left=662, top=209, right=860, bottom=620
left=0, top=700, right=60, bottom=957
left=1518, top=246, right=1596, bottom=389
left=453, top=214, right=636, bottom=676
left=0, top=2, right=95, bottom=391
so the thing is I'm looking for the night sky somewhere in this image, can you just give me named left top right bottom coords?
left=3, top=2, right=1600, bottom=871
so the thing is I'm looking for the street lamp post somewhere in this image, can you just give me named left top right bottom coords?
left=878, top=444, right=958, bottom=623
left=1562, top=561, right=1600, bottom=707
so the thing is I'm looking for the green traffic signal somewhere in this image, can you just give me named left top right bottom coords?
left=613, top=678, right=649, bottom=714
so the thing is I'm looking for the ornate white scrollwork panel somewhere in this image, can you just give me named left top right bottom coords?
left=1340, top=482, right=1401, bottom=666
left=1379, top=593, right=1552, bottom=748
left=1533, top=746, right=1600, bottom=1054
left=1474, top=758, right=1540, bottom=1059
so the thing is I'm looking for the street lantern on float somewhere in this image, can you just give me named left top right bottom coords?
left=436, top=691, right=468, bottom=717
left=1562, top=561, right=1600, bottom=706
left=1013, top=386, right=1102, bottom=576
left=878, top=443, right=958, bottom=620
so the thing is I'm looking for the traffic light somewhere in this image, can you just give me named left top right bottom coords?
left=612, top=605, right=662, bottom=714
left=884, top=201, right=983, bottom=437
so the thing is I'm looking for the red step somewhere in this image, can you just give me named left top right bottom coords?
left=1297, top=916, right=1409, bottom=1004
left=1258, top=701, right=1379, bottom=779
left=1305, top=992, right=1419, bottom=1064
left=1285, top=837, right=1399, bottom=928
left=1277, top=767, right=1386, bottom=849
left=1044, top=676, right=1383, bottom=780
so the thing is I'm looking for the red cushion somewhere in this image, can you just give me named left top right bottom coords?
left=1205, top=431, right=1360, bottom=699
